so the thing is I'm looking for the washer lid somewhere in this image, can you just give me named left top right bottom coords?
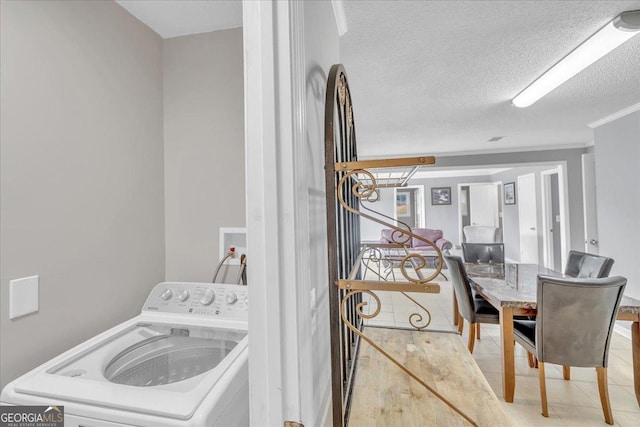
left=13, top=322, right=248, bottom=420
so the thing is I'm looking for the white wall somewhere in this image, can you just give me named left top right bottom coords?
left=492, top=165, right=559, bottom=262
left=303, top=2, right=339, bottom=423
left=358, top=162, right=571, bottom=265
left=360, top=177, right=492, bottom=243
left=244, top=0, right=339, bottom=425
left=360, top=187, right=396, bottom=241
left=163, top=28, right=245, bottom=282
left=360, top=148, right=587, bottom=255
left=416, top=176, right=492, bottom=244
left=0, top=1, right=165, bottom=389
left=594, top=111, right=640, bottom=299
left=360, top=172, right=541, bottom=249
left=434, top=148, right=588, bottom=252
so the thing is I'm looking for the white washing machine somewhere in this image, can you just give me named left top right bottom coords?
left=1, top=282, right=249, bottom=427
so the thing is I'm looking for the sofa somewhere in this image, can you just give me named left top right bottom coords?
left=380, top=228, right=452, bottom=252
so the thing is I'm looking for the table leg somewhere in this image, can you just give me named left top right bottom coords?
left=500, top=307, right=516, bottom=403
left=453, top=290, right=459, bottom=326
left=632, top=320, right=640, bottom=407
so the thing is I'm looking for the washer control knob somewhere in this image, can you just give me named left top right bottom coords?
left=160, top=289, right=173, bottom=300
left=226, top=292, right=238, bottom=305
left=177, top=289, right=190, bottom=302
left=200, top=289, right=216, bottom=306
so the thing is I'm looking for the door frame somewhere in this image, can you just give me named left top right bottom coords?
left=540, top=165, right=570, bottom=270
left=456, top=181, right=501, bottom=244
left=517, top=173, right=539, bottom=264
left=243, top=1, right=315, bottom=425
left=582, top=152, right=599, bottom=254
left=517, top=167, right=571, bottom=267
left=541, top=169, right=558, bottom=270
left=394, top=185, right=425, bottom=228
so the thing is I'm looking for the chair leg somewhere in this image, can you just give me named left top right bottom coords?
left=563, top=365, right=571, bottom=380
left=476, top=323, right=481, bottom=339
left=452, top=290, right=459, bottom=325
left=468, top=322, right=476, bottom=353
left=596, top=367, right=614, bottom=425
left=527, top=351, right=535, bottom=368
left=457, top=314, right=464, bottom=334
left=538, top=361, right=549, bottom=417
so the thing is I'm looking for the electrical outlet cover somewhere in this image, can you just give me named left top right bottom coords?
left=10, top=275, right=39, bottom=319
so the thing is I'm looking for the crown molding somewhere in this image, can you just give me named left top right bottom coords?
left=588, top=102, right=640, bottom=128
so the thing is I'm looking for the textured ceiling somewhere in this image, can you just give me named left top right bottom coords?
left=340, top=0, right=640, bottom=157
left=115, top=0, right=241, bottom=39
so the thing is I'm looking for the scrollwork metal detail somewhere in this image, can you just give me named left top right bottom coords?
left=365, top=188, right=380, bottom=202
left=353, top=289, right=381, bottom=320
left=401, top=291, right=432, bottom=330
left=343, top=168, right=376, bottom=200
left=390, top=226, right=412, bottom=246
left=398, top=252, right=438, bottom=284
left=338, top=75, right=347, bottom=106
left=340, top=291, right=477, bottom=426
left=337, top=169, right=443, bottom=283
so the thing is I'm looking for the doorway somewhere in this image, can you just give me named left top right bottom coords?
left=582, top=153, right=599, bottom=254
left=542, top=170, right=562, bottom=270
left=458, top=182, right=501, bottom=243
left=518, top=173, right=539, bottom=263
left=395, top=186, right=425, bottom=229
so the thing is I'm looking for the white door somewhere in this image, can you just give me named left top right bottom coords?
left=469, top=184, right=499, bottom=226
left=518, top=174, right=539, bottom=263
left=415, top=186, right=425, bottom=228
left=542, top=172, right=562, bottom=270
left=582, top=153, right=599, bottom=253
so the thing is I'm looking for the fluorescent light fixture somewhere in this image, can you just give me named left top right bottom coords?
left=512, top=10, right=640, bottom=108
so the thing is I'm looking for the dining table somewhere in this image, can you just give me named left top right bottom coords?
left=464, top=262, right=640, bottom=406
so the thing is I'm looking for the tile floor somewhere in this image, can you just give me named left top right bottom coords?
left=361, top=271, right=639, bottom=426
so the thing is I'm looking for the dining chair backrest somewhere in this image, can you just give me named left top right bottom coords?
left=463, top=225, right=501, bottom=243
left=443, top=255, right=476, bottom=323
left=462, top=243, right=505, bottom=264
left=564, top=250, right=614, bottom=278
left=536, top=275, right=626, bottom=368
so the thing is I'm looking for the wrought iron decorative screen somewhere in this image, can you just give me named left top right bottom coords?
left=324, top=65, right=361, bottom=426
left=324, top=64, right=479, bottom=426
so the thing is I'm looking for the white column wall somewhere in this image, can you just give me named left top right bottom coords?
left=593, top=111, right=640, bottom=299
left=243, top=1, right=339, bottom=425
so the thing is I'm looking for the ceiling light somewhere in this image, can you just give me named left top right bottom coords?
left=512, top=10, right=640, bottom=108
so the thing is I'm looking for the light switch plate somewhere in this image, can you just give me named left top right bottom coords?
left=10, top=275, right=39, bottom=319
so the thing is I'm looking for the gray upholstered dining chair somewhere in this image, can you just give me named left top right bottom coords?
left=443, top=255, right=499, bottom=353
left=528, top=250, right=615, bottom=370
left=460, top=243, right=505, bottom=339
left=513, top=275, right=626, bottom=424
left=462, top=243, right=505, bottom=264
left=463, top=225, right=501, bottom=243
left=564, top=250, right=614, bottom=278
left=556, top=251, right=616, bottom=377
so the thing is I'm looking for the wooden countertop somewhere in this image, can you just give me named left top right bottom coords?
left=348, top=327, right=512, bottom=426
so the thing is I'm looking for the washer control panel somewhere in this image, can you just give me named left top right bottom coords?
left=143, top=282, right=248, bottom=319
